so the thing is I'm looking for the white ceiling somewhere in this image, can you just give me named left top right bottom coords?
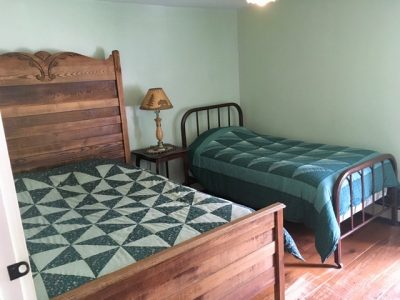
left=98, top=0, right=247, bottom=8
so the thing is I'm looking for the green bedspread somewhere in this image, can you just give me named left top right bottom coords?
left=15, top=160, right=255, bottom=299
left=189, top=127, right=398, bottom=262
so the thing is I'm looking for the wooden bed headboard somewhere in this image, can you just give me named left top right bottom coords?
left=0, top=50, right=131, bottom=173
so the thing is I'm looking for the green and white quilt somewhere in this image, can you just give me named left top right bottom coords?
left=15, top=160, right=254, bottom=299
left=189, top=127, right=398, bottom=262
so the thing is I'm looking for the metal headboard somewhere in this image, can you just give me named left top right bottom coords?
left=180, top=102, right=243, bottom=148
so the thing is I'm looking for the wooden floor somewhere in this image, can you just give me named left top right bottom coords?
left=281, top=220, right=400, bottom=300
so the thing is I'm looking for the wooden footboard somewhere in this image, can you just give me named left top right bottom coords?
left=56, top=203, right=285, bottom=300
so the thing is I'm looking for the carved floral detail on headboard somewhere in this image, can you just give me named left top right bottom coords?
left=4, top=51, right=79, bottom=82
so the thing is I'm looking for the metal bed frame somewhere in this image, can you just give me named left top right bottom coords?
left=181, top=102, right=398, bottom=268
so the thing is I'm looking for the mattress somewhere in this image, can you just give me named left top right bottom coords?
left=188, top=127, right=398, bottom=262
left=15, top=160, right=255, bottom=299
left=16, top=159, right=301, bottom=299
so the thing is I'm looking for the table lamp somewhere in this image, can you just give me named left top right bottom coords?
left=140, top=88, right=174, bottom=154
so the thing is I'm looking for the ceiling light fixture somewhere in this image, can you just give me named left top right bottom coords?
left=247, top=0, right=276, bottom=7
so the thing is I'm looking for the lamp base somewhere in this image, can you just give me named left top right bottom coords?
left=145, top=143, right=175, bottom=154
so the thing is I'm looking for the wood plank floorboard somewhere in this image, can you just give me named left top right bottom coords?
left=283, top=220, right=400, bottom=300
left=381, top=280, right=400, bottom=299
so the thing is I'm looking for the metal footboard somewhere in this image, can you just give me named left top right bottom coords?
left=333, top=154, right=398, bottom=268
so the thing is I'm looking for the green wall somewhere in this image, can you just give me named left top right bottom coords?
left=0, top=0, right=239, bottom=150
left=238, top=0, right=400, bottom=163
left=0, top=0, right=240, bottom=181
left=3, top=0, right=400, bottom=177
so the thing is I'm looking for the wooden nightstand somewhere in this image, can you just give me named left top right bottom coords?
left=132, top=145, right=189, bottom=185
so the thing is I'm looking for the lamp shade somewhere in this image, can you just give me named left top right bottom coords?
left=140, top=88, right=173, bottom=111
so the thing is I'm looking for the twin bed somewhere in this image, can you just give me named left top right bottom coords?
left=0, top=51, right=287, bottom=299
left=181, top=103, right=398, bottom=267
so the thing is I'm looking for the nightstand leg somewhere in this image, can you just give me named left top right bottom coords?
left=183, top=155, right=189, bottom=185
left=135, top=157, right=141, bottom=168
left=166, top=162, right=169, bottom=178
left=156, top=161, right=160, bottom=175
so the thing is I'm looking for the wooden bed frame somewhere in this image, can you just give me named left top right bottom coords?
left=0, top=52, right=285, bottom=299
left=181, top=102, right=398, bottom=268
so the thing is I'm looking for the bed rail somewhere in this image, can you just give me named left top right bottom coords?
left=181, top=102, right=243, bottom=148
left=333, top=153, right=398, bottom=267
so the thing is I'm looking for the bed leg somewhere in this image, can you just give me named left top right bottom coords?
left=390, top=187, right=398, bottom=225
left=334, top=241, right=343, bottom=269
